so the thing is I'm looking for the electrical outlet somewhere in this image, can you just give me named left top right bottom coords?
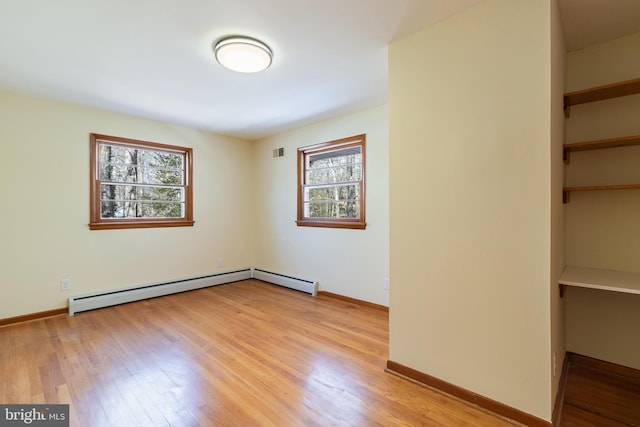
left=383, top=277, right=390, bottom=290
left=60, top=279, right=71, bottom=292
left=217, top=258, right=224, bottom=268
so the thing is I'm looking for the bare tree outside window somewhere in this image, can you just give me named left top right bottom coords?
left=89, top=134, right=194, bottom=230
left=297, top=134, right=366, bottom=230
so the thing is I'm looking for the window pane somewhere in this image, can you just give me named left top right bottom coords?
left=307, top=184, right=359, bottom=202
left=100, top=183, right=186, bottom=219
left=99, top=145, right=136, bottom=164
left=99, top=164, right=183, bottom=185
left=304, top=201, right=360, bottom=219
left=100, top=164, right=139, bottom=181
left=101, top=201, right=184, bottom=219
left=140, top=150, right=183, bottom=169
left=306, top=164, right=362, bottom=185
left=99, top=143, right=184, bottom=184
left=308, top=147, right=361, bottom=164
left=140, top=202, right=184, bottom=218
left=101, top=184, right=184, bottom=202
left=140, top=186, right=184, bottom=201
left=309, top=154, right=360, bottom=168
left=144, top=169, right=183, bottom=185
left=304, top=184, right=360, bottom=219
left=142, top=168, right=183, bottom=185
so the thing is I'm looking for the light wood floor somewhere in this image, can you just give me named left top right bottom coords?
left=0, top=280, right=520, bottom=426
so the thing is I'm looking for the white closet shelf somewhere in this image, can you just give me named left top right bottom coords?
left=559, top=266, right=640, bottom=297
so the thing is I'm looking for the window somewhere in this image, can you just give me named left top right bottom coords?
left=297, top=134, right=366, bottom=229
left=89, top=133, right=194, bottom=230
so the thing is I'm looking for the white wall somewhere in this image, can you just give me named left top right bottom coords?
left=0, top=91, right=390, bottom=317
left=253, top=105, right=389, bottom=306
left=0, top=90, right=255, bottom=319
left=565, top=31, right=640, bottom=369
left=389, top=0, right=553, bottom=420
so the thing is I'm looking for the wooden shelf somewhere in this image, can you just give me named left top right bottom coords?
left=563, top=134, right=640, bottom=163
left=563, top=184, right=640, bottom=203
left=559, top=266, right=640, bottom=297
left=562, top=78, right=640, bottom=198
left=564, top=77, right=640, bottom=116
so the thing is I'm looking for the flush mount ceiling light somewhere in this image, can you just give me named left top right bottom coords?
left=214, top=36, right=272, bottom=73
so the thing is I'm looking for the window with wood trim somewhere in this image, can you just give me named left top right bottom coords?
left=89, top=133, right=194, bottom=230
left=297, top=134, right=366, bottom=229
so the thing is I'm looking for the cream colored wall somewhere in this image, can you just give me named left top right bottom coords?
left=550, top=0, right=567, bottom=406
left=0, top=90, right=255, bottom=319
left=253, top=105, right=389, bottom=306
left=565, top=31, right=640, bottom=369
left=389, top=0, right=553, bottom=420
left=565, top=32, right=640, bottom=93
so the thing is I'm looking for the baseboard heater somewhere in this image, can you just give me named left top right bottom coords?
left=68, top=268, right=317, bottom=315
left=251, top=268, right=318, bottom=296
left=68, top=269, right=252, bottom=315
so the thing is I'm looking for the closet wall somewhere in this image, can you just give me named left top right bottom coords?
left=565, top=31, right=640, bottom=370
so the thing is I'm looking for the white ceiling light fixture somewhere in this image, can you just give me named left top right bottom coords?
left=214, top=36, right=272, bottom=73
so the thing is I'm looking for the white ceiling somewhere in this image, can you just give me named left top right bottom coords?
left=0, top=0, right=638, bottom=140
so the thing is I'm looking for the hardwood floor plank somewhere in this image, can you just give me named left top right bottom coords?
left=560, top=403, right=630, bottom=427
left=1, top=280, right=521, bottom=426
left=569, top=353, right=640, bottom=381
left=565, top=364, right=640, bottom=425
